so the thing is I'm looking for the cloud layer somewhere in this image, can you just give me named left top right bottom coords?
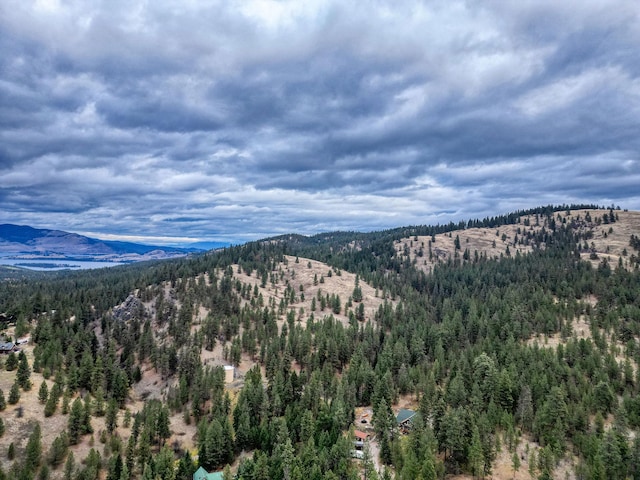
left=1, top=0, right=639, bottom=244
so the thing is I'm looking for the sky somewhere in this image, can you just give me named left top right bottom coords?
left=1, top=0, right=639, bottom=246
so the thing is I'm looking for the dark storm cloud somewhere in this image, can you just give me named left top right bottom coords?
left=1, top=0, right=639, bottom=244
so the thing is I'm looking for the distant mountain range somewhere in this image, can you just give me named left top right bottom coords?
left=0, top=224, right=202, bottom=260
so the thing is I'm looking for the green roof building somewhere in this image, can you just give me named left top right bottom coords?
left=193, top=466, right=224, bottom=480
left=396, top=409, right=417, bottom=428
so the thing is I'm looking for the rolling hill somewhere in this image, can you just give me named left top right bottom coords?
left=0, top=224, right=198, bottom=258
left=0, top=205, right=639, bottom=480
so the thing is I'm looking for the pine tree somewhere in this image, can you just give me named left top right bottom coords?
left=106, top=455, right=123, bottom=480
left=8, top=380, right=20, bottom=404
left=223, top=465, right=233, bottom=480
left=24, top=422, right=42, bottom=475
left=352, top=276, right=363, bottom=302
left=61, top=390, right=70, bottom=414
left=125, top=434, right=136, bottom=475
left=176, top=451, right=195, bottom=480
left=68, top=398, right=84, bottom=444
left=141, top=463, right=153, bottom=480
left=421, top=455, right=437, bottom=480
left=528, top=449, right=537, bottom=478
left=38, top=381, right=49, bottom=404
left=93, top=386, right=105, bottom=416
left=0, top=389, right=5, bottom=411
left=106, top=399, right=118, bottom=434
left=38, top=464, right=50, bottom=480
left=63, top=452, right=75, bottom=480
left=82, top=394, right=93, bottom=434
left=156, top=405, right=171, bottom=446
left=47, top=432, right=69, bottom=467
left=511, top=451, right=520, bottom=478
left=17, top=351, right=31, bottom=390
left=468, top=425, right=484, bottom=478
left=629, top=435, right=640, bottom=480
left=5, top=352, right=17, bottom=371
left=44, top=392, right=58, bottom=417
left=119, top=463, right=129, bottom=480
left=153, top=445, right=176, bottom=480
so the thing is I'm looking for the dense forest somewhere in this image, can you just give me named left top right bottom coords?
left=0, top=204, right=639, bottom=480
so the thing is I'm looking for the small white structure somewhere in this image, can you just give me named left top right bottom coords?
left=224, top=365, right=234, bottom=383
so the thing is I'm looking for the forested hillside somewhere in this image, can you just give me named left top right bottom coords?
left=0, top=205, right=639, bottom=480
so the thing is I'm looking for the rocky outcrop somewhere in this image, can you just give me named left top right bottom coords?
left=112, top=295, right=146, bottom=322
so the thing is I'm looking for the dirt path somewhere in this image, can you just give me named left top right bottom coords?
left=368, top=436, right=384, bottom=475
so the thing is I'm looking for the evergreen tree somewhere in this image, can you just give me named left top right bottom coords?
left=44, top=392, right=57, bottom=417
left=223, top=465, right=233, bottom=480
left=68, top=398, right=84, bottom=444
left=156, top=404, right=171, bottom=446
left=5, top=352, right=17, bottom=371
left=16, top=351, right=31, bottom=390
left=629, top=435, right=640, bottom=480
left=24, top=422, right=42, bottom=475
left=420, top=455, right=437, bottom=480
left=602, top=428, right=626, bottom=479
left=93, top=387, right=105, bottom=416
left=8, top=380, right=20, bottom=404
left=153, top=445, right=176, bottom=480
left=528, top=449, right=537, bottom=479
left=106, top=399, right=119, bottom=435
left=511, top=451, right=520, bottom=479
left=61, top=389, right=70, bottom=414
left=38, top=464, right=50, bottom=480
left=106, top=455, right=123, bottom=480
left=47, top=432, right=69, bottom=467
left=118, top=463, right=129, bottom=480
left=141, top=463, right=153, bottom=480
left=468, top=425, right=484, bottom=478
left=175, top=451, right=195, bottom=480
left=63, top=452, right=75, bottom=480
left=38, top=381, right=49, bottom=404
left=82, top=394, right=93, bottom=434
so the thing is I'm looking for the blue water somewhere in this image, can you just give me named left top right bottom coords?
left=0, top=258, right=126, bottom=271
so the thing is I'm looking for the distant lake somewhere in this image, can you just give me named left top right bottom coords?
left=0, top=257, right=126, bottom=271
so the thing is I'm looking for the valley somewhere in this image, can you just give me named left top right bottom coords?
left=0, top=205, right=638, bottom=479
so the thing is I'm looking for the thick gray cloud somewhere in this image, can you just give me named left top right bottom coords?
left=1, top=0, right=639, bottom=245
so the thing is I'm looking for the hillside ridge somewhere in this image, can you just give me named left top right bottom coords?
left=0, top=223, right=196, bottom=258
left=0, top=204, right=639, bottom=480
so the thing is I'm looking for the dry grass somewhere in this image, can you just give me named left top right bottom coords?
left=0, top=342, right=113, bottom=478
left=396, top=209, right=640, bottom=274
left=445, top=435, right=577, bottom=480
left=1, top=209, right=636, bottom=477
left=526, top=315, right=591, bottom=349
left=395, top=218, right=541, bottom=274
left=229, top=254, right=390, bottom=327
left=572, top=209, right=640, bottom=269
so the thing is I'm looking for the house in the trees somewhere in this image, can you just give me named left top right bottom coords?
left=0, top=342, right=15, bottom=354
left=193, top=466, right=223, bottom=480
left=396, top=409, right=417, bottom=434
left=353, top=429, right=370, bottom=449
